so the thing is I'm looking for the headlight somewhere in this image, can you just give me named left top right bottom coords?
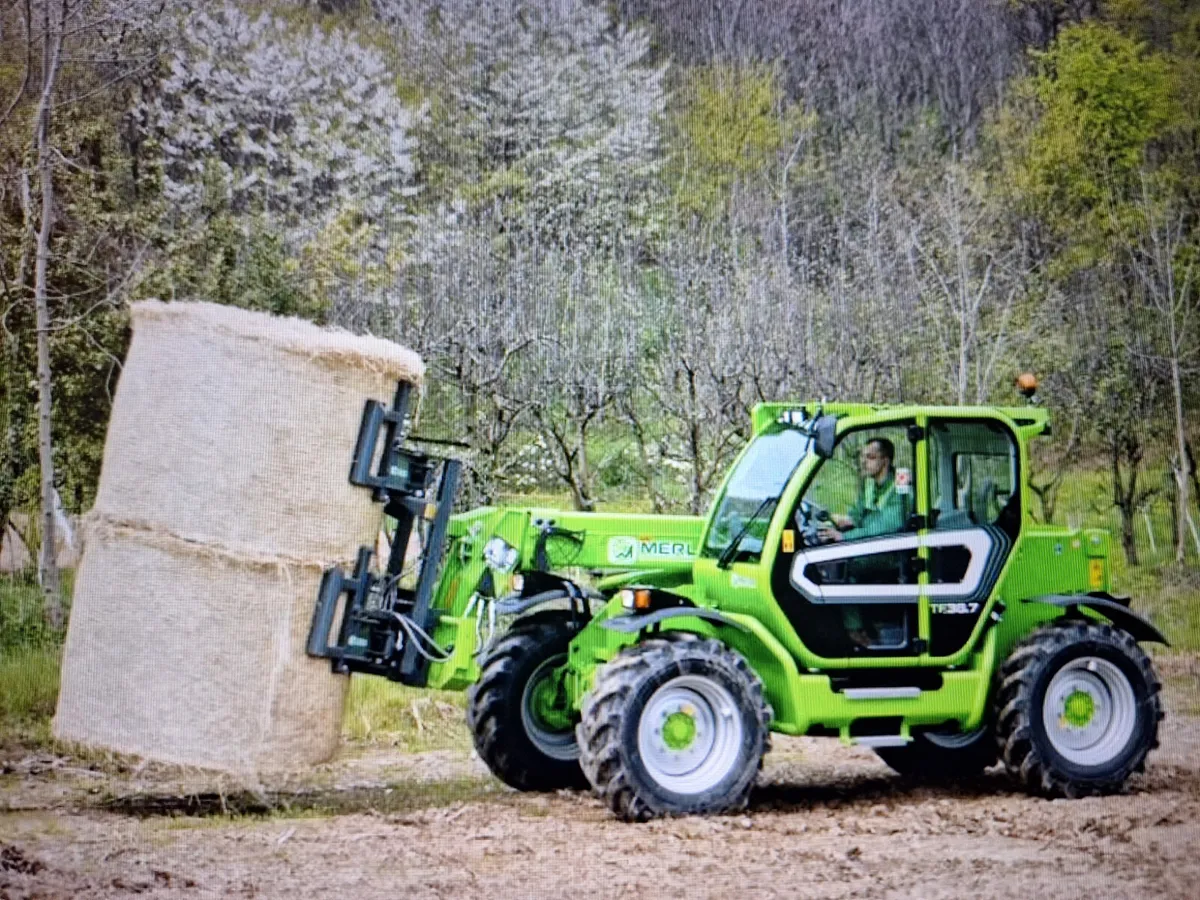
left=483, top=537, right=519, bottom=572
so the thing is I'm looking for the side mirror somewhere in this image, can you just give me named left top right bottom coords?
left=813, top=415, right=838, bottom=458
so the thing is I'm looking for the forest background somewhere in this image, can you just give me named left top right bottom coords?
left=1, top=0, right=1198, bottom=665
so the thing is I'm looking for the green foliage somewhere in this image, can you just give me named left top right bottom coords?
left=0, top=574, right=66, bottom=729
left=1015, top=22, right=1174, bottom=236
left=0, top=1, right=1194, bottom=597
left=139, top=210, right=326, bottom=321
left=668, top=65, right=812, bottom=222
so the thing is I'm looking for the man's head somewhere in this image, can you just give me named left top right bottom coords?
left=859, top=437, right=894, bottom=483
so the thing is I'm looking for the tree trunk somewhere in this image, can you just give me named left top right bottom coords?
left=1112, top=439, right=1140, bottom=568
left=34, top=4, right=65, bottom=627
left=1187, top=441, right=1200, bottom=508
left=1030, top=473, right=1063, bottom=525
left=1169, top=349, right=1190, bottom=563
left=573, top=418, right=594, bottom=512
left=1120, top=510, right=1138, bottom=567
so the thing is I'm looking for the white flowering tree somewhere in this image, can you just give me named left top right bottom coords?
left=383, top=0, right=666, bottom=251
left=136, top=1, right=421, bottom=316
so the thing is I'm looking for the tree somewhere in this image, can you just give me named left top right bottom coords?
left=134, top=1, right=421, bottom=318
left=519, top=259, right=640, bottom=512
left=899, top=161, right=1027, bottom=405
left=624, top=236, right=760, bottom=514
left=385, top=0, right=667, bottom=508
left=617, top=0, right=1020, bottom=151
left=1007, top=21, right=1173, bottom=257
left=1, top=0, right=164, bottom=623
left=1120, top=176, right=1197, bottom=562
left=31, top=0, right=67, bottom=619
left=995, top=21, right=1186, bottom=565
left=1049, top=275, right=1163, bottom=565
left=400, top=212, right=537, bottom=505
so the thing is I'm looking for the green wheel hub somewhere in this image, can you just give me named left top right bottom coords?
left=529, top=667, right=573, bottom=732
left=520, top=654, right=579, bottom=760
left=1062, top=689, right=1095, bottom=729
left=662, top=709, right=698, bottom=750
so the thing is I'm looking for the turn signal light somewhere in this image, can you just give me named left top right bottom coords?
left=620, top=588, right=653, bottom=610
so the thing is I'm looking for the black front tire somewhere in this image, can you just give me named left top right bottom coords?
left=466, top=618, right=588, bottom=792
left=994, top=620, right=1162, bottom=798
left=875, top=724, right=996, bottom=779
left=577, top=638, right=772, bottom=821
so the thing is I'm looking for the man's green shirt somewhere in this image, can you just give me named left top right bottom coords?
left=843, top=472, right=908, bottom=541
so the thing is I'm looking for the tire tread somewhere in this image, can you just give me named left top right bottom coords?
left=993, top=620, right=1161, bottom=798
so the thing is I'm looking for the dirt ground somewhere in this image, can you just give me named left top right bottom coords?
left=3, top=674, right=1200, bottom=899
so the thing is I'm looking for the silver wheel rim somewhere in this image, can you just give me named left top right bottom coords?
left=924, top=727, right=985, bottom=750
left=637, top=675, right=744, bottom=795
left=520, top=654, right=579, bottom=762
left=1042, top=656, right=1137, bottom=767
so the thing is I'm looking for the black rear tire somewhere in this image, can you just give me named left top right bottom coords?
left=994, top=620, right=1162, bottom=798
left=875, top=724, right=996, bottom=779
left=577, top=638, right=771, bottom=821
left=466, top=618, right=588, bottom=792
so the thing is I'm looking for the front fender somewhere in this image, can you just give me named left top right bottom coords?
left=599, top=606, right=749, bottom=634
left=595, top=568, right=694, bottom=592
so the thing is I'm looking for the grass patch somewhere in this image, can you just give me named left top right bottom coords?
left=0, top=576, right=65, bottom=747
left=342, top=677, right=470, bottom=753
left=0, top=646, right=61, bottom=727
left=0, top=574, right=68, bottom=654
left=1119, top=564, right=1200, bottom=651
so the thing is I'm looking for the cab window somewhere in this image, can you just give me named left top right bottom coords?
left=798, top=424, right=915, bottom=545
left=929, top=421, right=1018, bottom=533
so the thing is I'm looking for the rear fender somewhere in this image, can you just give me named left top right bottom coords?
left=1032, top=594, right=1169, bottom=645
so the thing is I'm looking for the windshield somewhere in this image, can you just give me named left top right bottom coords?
left=701, top=427, right=811, bottom=561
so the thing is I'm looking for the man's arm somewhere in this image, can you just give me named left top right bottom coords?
left=837, top=489, right=866, bottom=530
left=841, top=490, right=908, bottom=541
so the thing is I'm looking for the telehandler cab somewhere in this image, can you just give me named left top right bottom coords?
left=308, top=382, right=1166, bottom=820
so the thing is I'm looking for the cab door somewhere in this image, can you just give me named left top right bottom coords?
left=770, top=419, right=925, bottom=659
left=923, top=418, right=1020, bottom=657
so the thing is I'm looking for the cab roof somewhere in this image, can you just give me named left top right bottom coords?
left=750, top=402, right=1051, bottom=442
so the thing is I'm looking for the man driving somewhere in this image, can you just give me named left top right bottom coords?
left=820, top=437, right=907, bottom=543
left=815, top=436, right=909, bottom=649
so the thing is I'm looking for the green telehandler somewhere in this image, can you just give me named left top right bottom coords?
left=307, top=381, right=1166, bottom=820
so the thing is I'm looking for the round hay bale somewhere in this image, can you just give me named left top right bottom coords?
left=54, top=520, right=347, bottom=773
left=93, top=301, right=424, bottom=562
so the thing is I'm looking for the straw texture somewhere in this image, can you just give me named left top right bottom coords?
left=55, top=525, right=343, bottom=773
left=92, top=301, right=424, bottom=562
left=55, top=301, right=423, bottom=772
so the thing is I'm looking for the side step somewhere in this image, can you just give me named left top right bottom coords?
left=842, top=687, right=922, bottom=700
left=851, top=735, right=910, bottom=748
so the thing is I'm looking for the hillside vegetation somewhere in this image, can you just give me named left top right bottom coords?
left=1, top=1, right=1197, bottom=633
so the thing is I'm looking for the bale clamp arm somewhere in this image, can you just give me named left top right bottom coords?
left=307, top=381, right=461, bottom=686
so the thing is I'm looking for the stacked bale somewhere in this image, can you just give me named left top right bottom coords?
left=54, top=301, right=424, bottom=773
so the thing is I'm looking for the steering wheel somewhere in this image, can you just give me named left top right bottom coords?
left=795, top=500, right=831, bottom=548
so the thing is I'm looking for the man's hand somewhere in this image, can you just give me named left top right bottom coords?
left=848, top=629, right=872, bottom=649
left=818, top=526, right=844, bottom=544
left=832, top=514, right=854, bottom=530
